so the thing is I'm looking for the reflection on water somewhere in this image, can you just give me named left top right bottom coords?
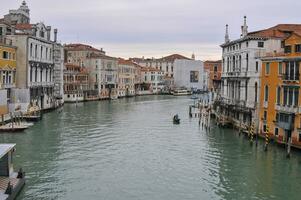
left=0, top=95, right=300, bottom=200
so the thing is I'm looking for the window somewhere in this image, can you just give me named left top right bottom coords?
left=275, top=128, right=279, bottom=136
left=277, top=86, right=281, bottom=105
left=246, top=54, right=249, bottom=71
left=255, top=82, right=258, bottom=103
left=264, top=85, right=269, bottom=102
left=265, top=63, right=270, bottom=75
left=263, top=124, right=267, bottom=132
left=284, top=46, right=292, bottom=53
left=30, top=43, right=33, bottom=57
left=256, top=61, right=258, bottom=72
left=295, top=44, right=301, bottom=53
left=283, top=86, right=299, bottom=106
left=299, top=132, right=301, bottom=142
left=2, top=51, right=9, bottom=59
left=281, top=41, right=285, bottom=48
left=246, top=42, right=249, bottom=48
left=278, top=62, right=282, bottom=75
left=258, top=42, right=264, bottom=48
left=264, top=111, right=267, bottom=121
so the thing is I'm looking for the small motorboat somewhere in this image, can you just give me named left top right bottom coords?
left=173, top=114, right=181, bottom=124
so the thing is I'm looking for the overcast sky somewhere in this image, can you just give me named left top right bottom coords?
left=1, top=0, right=301, bottom=60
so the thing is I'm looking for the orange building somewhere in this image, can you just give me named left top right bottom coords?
left=259, top=31, right=301, bottom=149
left=204, top=60, right=222, bottom=94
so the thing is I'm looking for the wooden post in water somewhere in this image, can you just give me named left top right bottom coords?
left=250, top=122, right=255, bottom=145
left=287, top=137, right=292, bottom=158
left=189, top=106, right=192, bottom=118
left=1, top=114, right=4, bottom=126
left=264, top=125, right=269, bottom=152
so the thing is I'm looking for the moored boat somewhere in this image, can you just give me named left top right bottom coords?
left=0, top=144, right=25, bottom=200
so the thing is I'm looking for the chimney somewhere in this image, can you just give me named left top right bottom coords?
left=54, top=29, right=58, bottom=42
left=241, top=16, right=248, bottom=38
left=225, top=24, right=230, bottom=43
left=46, top=26, right=51, bottom=41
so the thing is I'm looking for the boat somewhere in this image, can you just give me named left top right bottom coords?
left=190, top=95, right=199, bottom=100
left=0, top=144, right=25, bottom=200
left=173, top=115, right=181, bottom=124
left=23, top=103, right=42, bottom=122
left=173, top=88, right=192, bottom=96
left=0, top=123, right=32, bottom=133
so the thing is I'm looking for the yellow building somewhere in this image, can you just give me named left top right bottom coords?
left=117, top=59, right=136, bottom=97
left=260, top=31, right=301, bottom=149
left=0, top=39, right=17, bottom=116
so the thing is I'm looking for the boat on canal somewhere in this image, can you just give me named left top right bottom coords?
left=0, top=144, right=25, bottom=200
left=173, top=88, right=192, bottom=96
left=173, top=115, right=181, bottom=124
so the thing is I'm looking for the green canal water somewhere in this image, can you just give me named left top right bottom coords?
left=0, top=95, right=301, bottom=200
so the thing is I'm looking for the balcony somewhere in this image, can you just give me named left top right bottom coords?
left=1, top=83, right=16, bottom=89
left=0, top=36, right=13, bottom=46
left=282, top=74, right=300, bottom=83
left=263, top=101, right=268, bottom=109
left=275, top=104, right=301, bottom=114
left=30, top=82, right=55, bottom=87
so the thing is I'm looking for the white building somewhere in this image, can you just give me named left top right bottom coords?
left=4, top=1, right=64, bottom=111
left=174, top=59, right=207, bottom=91
left=86, top=53, right=118, bottom=99
left=141, top=67, right=164, bottom=94
left=130, top=54, right=190, bottom=78
left=217, top=17, right=289, bottom=128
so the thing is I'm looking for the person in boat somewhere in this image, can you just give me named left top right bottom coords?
left=174, top=114, right=179, bottom=121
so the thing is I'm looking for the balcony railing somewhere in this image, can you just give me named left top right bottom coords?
left=282, top=74, right=300, bottom=82
left=275, top=104, right=301, bottom=114
left=0, top=36, right=13, bottom=46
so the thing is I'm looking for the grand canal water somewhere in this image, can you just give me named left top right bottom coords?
left=1, top=95, right=301, bottom=200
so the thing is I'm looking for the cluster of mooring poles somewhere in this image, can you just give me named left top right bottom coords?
left=190, top=97, right=293, bottom=159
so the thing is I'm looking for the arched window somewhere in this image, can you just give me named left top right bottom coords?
left=277, top=86, right=281, bottom=105
left=35, top=45, right=38, bottom=58
left=30, top=43, right=33, bottom=57
left=246, top=53, right=249, bottom=71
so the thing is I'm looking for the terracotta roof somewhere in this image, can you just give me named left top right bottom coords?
left=204, top=60, right=222, bottom=64
left=118, top=58, right=134, bottom=65
left=64, top=43, right=104, bottom=53
left=159, top=54, right=190, bottom=62
left=15, top=23, right=33, bottom=30
left=88, top=52, right=117, bottom=60
left=130, top=54, right=190, bottom=63
left=222, top=24, right=301, bottom=47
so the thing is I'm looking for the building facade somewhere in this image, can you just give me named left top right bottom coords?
left=86, top=54, right=118, bottom=100
left=0, top=38, right=16, bottom=116
left=64, top=64, right=88, bottom=103
left=141, top=67, right=164, bottom=94
left=259, top=31, right=301, bottom=149
left=204, top=60, right=222, bottom=93
left=2, top=1, right=64, bottom=111
left=64, top=43, right=106, bottom=100
left=174, top=59, right=206, bottom=91
left=130, top=54, right=190, bottom=78
left=117, top=59, right=135, bottom=97
left=216, top=17, right=297, bottom=131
